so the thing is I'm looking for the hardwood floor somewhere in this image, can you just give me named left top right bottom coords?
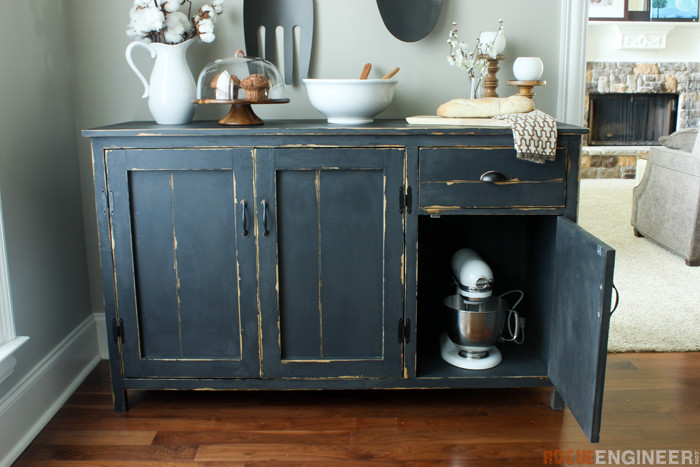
left=14, top=353, right=700, bottom=466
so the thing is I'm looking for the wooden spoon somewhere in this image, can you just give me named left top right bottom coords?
left=360, top=63, right=372, bottom=79
left=382, top=67, right=399, bottom=79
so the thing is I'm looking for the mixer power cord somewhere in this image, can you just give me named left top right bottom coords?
left=499, top=290, right=525, bottom=345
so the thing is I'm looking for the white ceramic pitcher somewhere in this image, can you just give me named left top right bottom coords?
left=126, top=39, right=196, bottom=125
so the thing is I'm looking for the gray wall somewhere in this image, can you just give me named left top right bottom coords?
left=0, top=1, right=92, bottom=391
left=0, top=0, right=566, bottom=369
left=69, top=0, right=564, bottom=316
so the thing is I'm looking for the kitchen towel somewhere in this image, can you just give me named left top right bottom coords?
left=494, top=109, right=558, bottom=164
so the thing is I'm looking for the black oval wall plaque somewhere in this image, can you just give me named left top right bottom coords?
left=376, top=0, right=444, bottom=42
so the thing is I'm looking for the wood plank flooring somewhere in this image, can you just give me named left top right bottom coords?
left=14, top=352, right=700, bottom=466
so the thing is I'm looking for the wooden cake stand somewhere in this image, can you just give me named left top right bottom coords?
left=194, top=98, right=290, bottom=126
left=507, top=80, right=547, bottom=99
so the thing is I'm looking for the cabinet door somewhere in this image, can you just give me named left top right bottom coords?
left=106, top=149, right=259, bottom=378
left=256, top=148, right=405, bottom=378
left=549, top=217, right=615, bottom=443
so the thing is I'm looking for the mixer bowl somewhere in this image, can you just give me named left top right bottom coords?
left=443, top=295, right=506, bottom=351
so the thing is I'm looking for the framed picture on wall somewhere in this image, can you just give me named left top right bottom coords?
left=651, top=0, right=699, bottom=21
left=589, top=0, right=629, bottom=20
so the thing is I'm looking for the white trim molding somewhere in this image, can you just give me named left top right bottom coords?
left=0, top=190, right=29, bottom=385
left=0, top=314, right=101, bottom=466
left=0, top=336, right=29, bottom=384
left=557, top=0, right=589, bottom=126
left=614, top=23, right=676, bottom=50
left=94, top=311, right=109, bottom=359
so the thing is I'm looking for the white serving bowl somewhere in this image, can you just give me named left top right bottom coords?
left=303, top=78, right=398, bottom=124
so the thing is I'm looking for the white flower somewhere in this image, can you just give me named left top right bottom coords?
left=446, top=20, right=502, bottom=79
left=200, top=32, right=215, bottom=43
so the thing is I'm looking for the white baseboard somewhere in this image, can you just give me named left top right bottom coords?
left=94, top=312, right=109, bottom=359
left=0, top=314, right=102, bottom=467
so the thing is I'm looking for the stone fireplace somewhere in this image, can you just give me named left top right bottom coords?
left=582, top=61, right=700, bottom=178
left=588, top=92, right=678, bottom=145
left=586, top=61, right=700, bottom=130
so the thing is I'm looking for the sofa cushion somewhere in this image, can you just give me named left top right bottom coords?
left=692, top=128, right=700, bottom=157
left=659, top=128, right=698, bottom=153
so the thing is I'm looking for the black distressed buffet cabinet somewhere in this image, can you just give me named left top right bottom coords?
left=83, top=120, right=614, bottom=442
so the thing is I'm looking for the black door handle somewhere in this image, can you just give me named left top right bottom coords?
left=480, top=170, right=509, bottom=183
left=240, top=199, right=249, bottom=238
left=261, top=199, right=271, bottom=238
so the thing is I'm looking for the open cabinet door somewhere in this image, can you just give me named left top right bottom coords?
left=549, top=217, right=615, bottom=443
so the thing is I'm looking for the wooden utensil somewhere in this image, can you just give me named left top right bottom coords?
left=376, top=0, right=443, bottom=42
left=382, top=67, right=399, bottom=80
left=243, top=0, right=314, bottom=85
left=360, top=63, right=372, bottom=79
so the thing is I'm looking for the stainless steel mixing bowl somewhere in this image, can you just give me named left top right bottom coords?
left=443, top=294, right=506, bottom=351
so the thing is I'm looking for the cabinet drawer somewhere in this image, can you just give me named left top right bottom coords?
left=419, top=147, right=568, bottom=211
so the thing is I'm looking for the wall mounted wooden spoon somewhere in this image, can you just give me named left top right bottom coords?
left=376, top=0, right=444, bottom=42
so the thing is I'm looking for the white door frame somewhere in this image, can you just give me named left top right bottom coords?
left=558, top=0, right=588, bottom=126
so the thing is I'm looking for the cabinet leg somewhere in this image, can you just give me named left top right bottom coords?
left=550, top=389, right=565, bottom=410
left=113, top=389, right=129, bottom=413
left=108, top=362, right=128, bottom=412
left=685, top=258, right=700, bottom=267
left=633, top=227, right=643, bottom=238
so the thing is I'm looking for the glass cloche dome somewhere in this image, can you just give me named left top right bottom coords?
left=195, top=50, right=288, bottom=125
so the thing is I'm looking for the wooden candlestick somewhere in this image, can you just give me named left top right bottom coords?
left=507, top=80, right=547, bottom=99
left=479, top=54, right=504, bottom=98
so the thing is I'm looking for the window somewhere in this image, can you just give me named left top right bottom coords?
left=0, top=191, right=29, bottom=385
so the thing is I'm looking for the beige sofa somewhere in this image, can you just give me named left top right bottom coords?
left=631, top=129, right=700, bottom=266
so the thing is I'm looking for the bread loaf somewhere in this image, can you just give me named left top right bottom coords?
left=437, top=95, right=535, bottom=118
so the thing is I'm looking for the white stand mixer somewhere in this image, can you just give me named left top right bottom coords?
left=440, top=249, right=522, bottom=370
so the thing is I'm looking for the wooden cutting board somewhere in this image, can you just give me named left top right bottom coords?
left=406, top=115, right=511, bottom=127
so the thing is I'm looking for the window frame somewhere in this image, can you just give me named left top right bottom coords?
left=0, top=191, right=29, bottom=385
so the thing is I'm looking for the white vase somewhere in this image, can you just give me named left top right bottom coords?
left=126, top=39, right=196, bottom=125
left=468, top=76, right=483, bottom=99
left=513, top=57, right=544, bottom=81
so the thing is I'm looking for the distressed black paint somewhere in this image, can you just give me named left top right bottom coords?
left=85, top=120, right=611, bottom=442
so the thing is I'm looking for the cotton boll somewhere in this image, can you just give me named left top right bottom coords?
left=132, top=6, right=164, bottom=34
left=126, top=27, right=141, bottom=38
left=166, top=11, right=189, bottom=32
left=172, top=11, right=191, bottom=29
left=200, top=5, right=216, bottom=22
left=162, top=0, right=181, bottom=13
left=164, top=11, right=188, bottom=43
left=133, top=0, right=152, bottom=7
left=198, top=18, right=214, bottom=34
left=164, top=29, right=184, bottom=43
left=213, top=0, right=224, bottom=14
left=200, top=32, right=215, bottom=43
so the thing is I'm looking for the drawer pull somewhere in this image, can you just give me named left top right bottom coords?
left=480, top=170, right=508, bottom=183
left=261, top=199, right=271, bottom=238
left=240, top=199, right=249, bottom=238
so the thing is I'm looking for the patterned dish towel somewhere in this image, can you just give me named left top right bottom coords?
left=494, top=109, right=557, bottom=164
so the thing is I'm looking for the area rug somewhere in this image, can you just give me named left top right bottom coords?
left=578, top=175, right=700, bottom=352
